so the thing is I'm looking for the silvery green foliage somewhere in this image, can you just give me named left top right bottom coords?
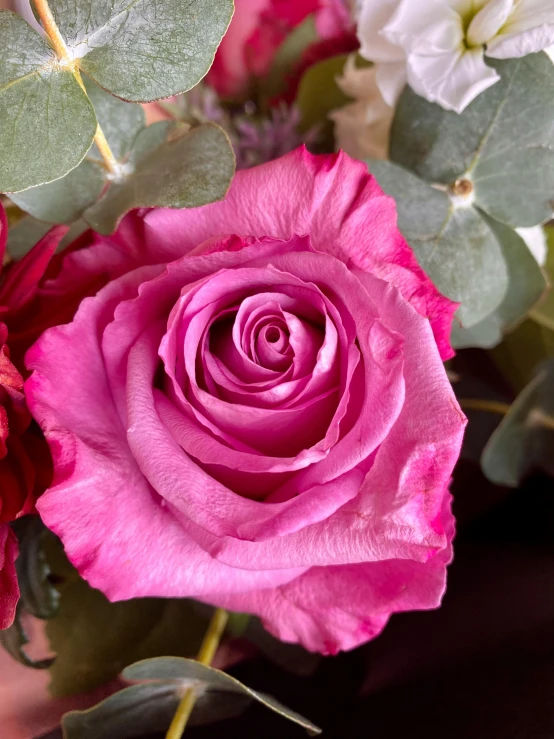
left=481, top=360, right=554, bottom=486
left=0, top=0, right=234, bottom=192
left=372, top=53, right=554, bottom=346
left=62, top=656, right=322, bottom=738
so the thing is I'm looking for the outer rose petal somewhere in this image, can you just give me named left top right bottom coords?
left=0, top=524, right=19, bottom=630
left=27, top=271, right=307, bottom=601
left=209, top=494, right=454, bottom=654
left=139, top=149, right=456, bottom=359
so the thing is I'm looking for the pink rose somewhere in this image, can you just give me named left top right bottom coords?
left=26, top=149, right=465, bottom=654
left=208, top=0, right=352, bottom=98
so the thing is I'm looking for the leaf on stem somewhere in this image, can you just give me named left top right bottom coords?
left=451, top=215, right=548, bottom=348
left=481, top=359, right=554, bottom=486
left=0, top=11, right=97, bottom=193
left=84, top=122, right=236, bottom=235
left=46, top=0, right=235, bottom=103
left=368, top=159, right=509, bottom=328
left=62, top=656, right=321, bottom=737
left=390, top=52, right=554, bottom=228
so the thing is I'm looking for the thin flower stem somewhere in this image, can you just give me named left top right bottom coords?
left=459, top=398, right=511, bottom=416
left=165, top=608, right=229, bottom=739
left=33, top=0, right=119, bottom=176
left=33, top=0, right=70, bottom=60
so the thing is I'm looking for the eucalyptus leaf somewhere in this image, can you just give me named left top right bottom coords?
left=11, top=516, right=60, bottom=620
left=9, top=159, right=105, bottom=224
left=531, top=226, right=554, bottom=331
left=7, top=216, right=88, bottom=260
left=84, top=78, right=145, bottom=160
left=481, top=360, right=554, bottom=486
left=390, top=53, right=554, bottom=227
left=62, top=682, right=251, bottom=738
left=62, top=683, right=181, bottom=739
left=123, top=657, right=322, bottom=735
left=0, top=11, right=97, bottom=193
left=47, top=0, right=234, bottom=103
left=84, top=122, right=235, bottom=235
left=451, top=215, right=548, bottom=349
left=0, top=604, right=54, bottom=669
left=369, top=159, right=508, bottom=328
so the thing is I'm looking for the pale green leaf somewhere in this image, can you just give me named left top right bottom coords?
left=390, top=53, right=554, bottom=227
left=7, top=216, right=88, bottom=260
left=369, top=159, right=508, bottom=328
left=62, top=683, right=181, bottom=739
left=451, top=214, right=548, bottom=348
left=84, top=123, right=235, bottom=235
left=481, top=360, right=554, bottom=486
left=123, top=657, right=322, bottom=735
left=530, top=225, right=554, bottom=331
left=0, top=11, right=97, bottom=193
left=48, top=0, right=234, bottom=103
left=84, top=78, right=145, bottom=160
left=9, top=159, right=105, bottom=223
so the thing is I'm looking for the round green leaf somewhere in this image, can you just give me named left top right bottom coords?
left=62, top=683, right=181, bottom=739
left=369, top=159, right=509, bottom=328
left=531, top=226, right=554, bottom=331
left=0, top=11, right=97, bottom=193
left=84, top=78, right=145, bottom=161
left=390, top=53, right=554, bottom=227
left=123, top=657, right=322, bottom=735
left=451, top=215, right=548, bottom=349
left=47, top=0, right=234, bottom=103
left=84, top=122, right=235, bottom=235
left=10, top=159, right=105, bottom=223
left=481, top=360, right=554, bottom=486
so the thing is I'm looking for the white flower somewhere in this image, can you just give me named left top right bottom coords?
left=357, top=0, right=554, bottom=113
left=330, top=56, right=394, bottom=160
left=516, top=226, right=548, bottom=265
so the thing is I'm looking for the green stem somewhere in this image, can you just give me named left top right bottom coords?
left=33, top=0, right=118, bottom=175
left=165, top=608, right=229, bottom=739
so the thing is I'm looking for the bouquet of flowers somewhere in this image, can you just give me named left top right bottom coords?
left=0, top=1, right=553, bottom=737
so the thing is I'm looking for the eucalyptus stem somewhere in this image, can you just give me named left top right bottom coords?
left=34, top=0, right=119, bottom=176
left=165, top=608, right=229, bottom=739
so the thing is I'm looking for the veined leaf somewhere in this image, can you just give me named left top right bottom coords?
left=369, top=159, right=508, bottom=328
left=0, top=11, right=97, bottom=192
left=84, top=122, right=235, bottom=235
left=390, top=53, right=554, bottom=228
left=481, top=360, right=554, bottom=486
left=451, top=215, right=548, bottom=348
left=47, top=0, right=235, bottom=103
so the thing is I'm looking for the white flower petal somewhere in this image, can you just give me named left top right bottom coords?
left=486, top=24, right=554, bottom=58
left=547, top=45, right=554, bottom=61
left=375, top=61, right=408, bottom=105
left=382, top=0, right=464, bottom=54
left=516, top=226, right=548, bottom=266
left=467, top=0, right=514, bottom=47
left=408, top=47, right=500, bottom=112
left=332, top=59, right=394, bottom=160
left=501, top=0, right=554, bottom=34
left=357, top=0, right=405, bottom=63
